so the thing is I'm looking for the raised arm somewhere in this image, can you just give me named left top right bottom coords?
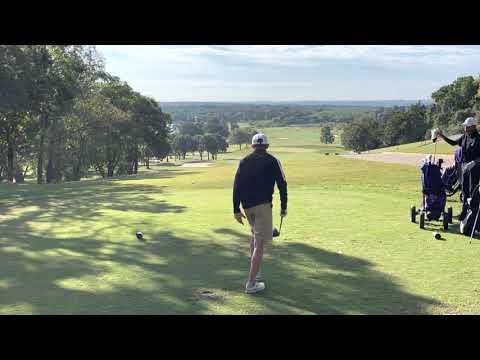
left=438, top=130, right=462, bottom=146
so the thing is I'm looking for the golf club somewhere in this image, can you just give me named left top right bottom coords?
left=470, top=208, right=480, bottom=244
left=431, top=129, right=438, bottom=164
left=470, top=189, right=480, bottom=244
left=272, top=216, right=284, bottom=238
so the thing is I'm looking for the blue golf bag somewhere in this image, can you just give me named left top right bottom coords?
left=421, top=161, right=447, bottom=221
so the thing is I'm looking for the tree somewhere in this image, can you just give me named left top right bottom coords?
left=213, top=134, right=228, bottom=153
left=30, top=46, right=104, bottom=183
left=205, top=118, right=229, bottom=138
left=0, top=45, right=39, bottom=182
left=228, top=128, right=244, bottom=149
left=429, top=76, right=480, bottom=131
left=203, top=134, right=219, bottom=160
left=84, top=94, right=130, bottom=178
left=179, top=121, right=204, bottom=137
left=193, top=135, right=205, bottom=160
left=0, top=45, right=174, bottom=184
left=171, top=134, right=193, bottom=160
left=242, top=126, right=258, bottom=147
left=320, top=126, right=335, bottom=144
left=229, top=126, right=257, bottom=149
left=341, top=118, right=382, bottom=152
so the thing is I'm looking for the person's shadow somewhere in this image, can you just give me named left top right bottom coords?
left=214, top=228, right=442, bottom=314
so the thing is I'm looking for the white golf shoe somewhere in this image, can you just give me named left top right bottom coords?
left=245, top=281, right=265, bottom=294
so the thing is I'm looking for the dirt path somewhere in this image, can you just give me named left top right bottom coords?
left=341, top=152, right=455, bottom=167
left=181, top=161, right=213, bottom=168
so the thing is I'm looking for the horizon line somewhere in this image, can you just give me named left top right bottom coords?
left=158, top=99, right=432, bottom=103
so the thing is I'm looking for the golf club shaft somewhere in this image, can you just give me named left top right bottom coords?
left=433, top=141, right=437, bottom=164
left=279, top=216, right=283, bottom=233
left=470, top=205, right=480, bottom=244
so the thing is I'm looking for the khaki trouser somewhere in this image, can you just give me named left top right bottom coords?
left=244, top=203, right=273, bottom=244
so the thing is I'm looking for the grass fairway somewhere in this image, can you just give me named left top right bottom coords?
left=1, top=126, right=480, bottom=314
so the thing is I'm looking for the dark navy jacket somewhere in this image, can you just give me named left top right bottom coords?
left=233, top=149, right=287, bottom=213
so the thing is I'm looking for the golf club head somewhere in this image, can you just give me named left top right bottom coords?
left=272, top=228, right=280, bottom=237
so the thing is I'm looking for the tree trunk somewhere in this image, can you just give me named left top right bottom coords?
left=73, top=137, right=87, bottom=181
left=133, top=158, right=138, bottom=174
left=36, top=115, right=49, bottom=184
left=146, top=157, right=150, bottom=169
left=46, top=135, right=57, bottom=183
left=200, top=152, right=203, bottom=160
left=133, top=145, right=139, bottom=174
left=107, top=161, right=115, bottom=177
left=46, top=158, right=54, bottom=183
left=6, top=126, right=16, bottom=183
left=208, top=152, right=210, bottom=160
left=72, top=163, right=81, bottom=181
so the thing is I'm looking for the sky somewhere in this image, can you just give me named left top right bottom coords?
left=96, top=45, right=480, bottom=102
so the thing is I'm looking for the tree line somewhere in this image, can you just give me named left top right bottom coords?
left=170, top=119, right=258, bottom=160
left=162, top=102, right=375, bottom=127
left=0, top=45, right=171, bottom=183
left=340, top=76, right=480, bottom=153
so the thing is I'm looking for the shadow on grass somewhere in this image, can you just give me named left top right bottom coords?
left=0, top=214, right=443, bottom=314
left=0, top=169, right=442, bottom=314
left=212, top=228, right=441, bottom=314
left=0, top=169, right=192, bottom=223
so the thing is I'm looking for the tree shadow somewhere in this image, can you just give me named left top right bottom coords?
left=0, top=221, right=444, bottom=314
left=213, top=228, right=442, bottom=314
left=0, top=171, right=191, bottom=224
left=0, top=166, right=445, bottom=314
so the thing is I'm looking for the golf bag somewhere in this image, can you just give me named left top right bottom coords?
left=441, top=147, right=462, bottom=197
left=459, top=183, right=480, bottom=236
left=421, top=161, right=446, bottom=221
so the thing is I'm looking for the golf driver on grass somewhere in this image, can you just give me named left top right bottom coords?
left=233, top=133, right=288, bottom=294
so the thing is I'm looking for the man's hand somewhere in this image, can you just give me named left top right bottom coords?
left=234, top=212, right=246, bottom=225
left=463, top=161, right=476, bottom=173
left=281, top=209, right=287, bottom=218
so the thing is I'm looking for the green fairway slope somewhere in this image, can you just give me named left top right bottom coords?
left=1, top=127, right=478, bottom=314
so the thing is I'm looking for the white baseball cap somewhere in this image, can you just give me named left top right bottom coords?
left=252, top=133, right=269, bottom=145
left=463, top=117, right=477, bottom=127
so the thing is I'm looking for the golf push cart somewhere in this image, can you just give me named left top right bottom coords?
left=410, top=130, right=461, bottom=230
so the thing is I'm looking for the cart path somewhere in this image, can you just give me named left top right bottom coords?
left=341, top=152, right=455, bottom=167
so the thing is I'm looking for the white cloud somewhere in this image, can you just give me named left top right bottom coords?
left=95, top=45, right=480, bottom=101
left=201, top=45, right=480, bottom=67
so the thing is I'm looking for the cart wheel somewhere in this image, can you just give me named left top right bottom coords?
left=448, top=207, right=453, bottom=224
left=420, top=212, right=425, bottom=229
left=410, top=205, right=416, bottom=223
left=443, top=212, right=449, bottom=230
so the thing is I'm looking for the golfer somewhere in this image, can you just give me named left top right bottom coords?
left=437, top=117, right=480, bottom=220
left=233, top=133, right=287, bottom=294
